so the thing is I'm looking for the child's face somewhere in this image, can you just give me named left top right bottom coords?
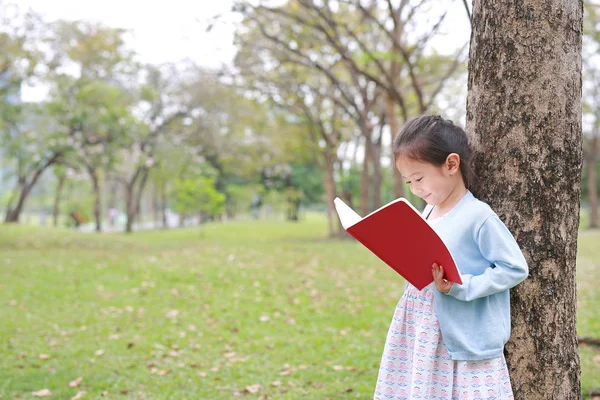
left=395, top=155, right=460, bottom=206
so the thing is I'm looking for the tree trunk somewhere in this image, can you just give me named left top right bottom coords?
left=5, top=153, right=62, bottom=223
left=361, top=135, right=372, bottom=215
left=372, top=122, right=384, bottom=210
left=125, top=167, right=150, bottom=233
left=88, top=167, right=102, bottom=233
left=587, top=136, right=598, bottom=228
left=322, top=149, right=338, bottom=238
left=53, top=174, right=66, bottom=227
left=5, top=180, right=31, bottom=223
left=466, top=1, right=582, bottom=398
left=161, top=186, right=168, bottom=229
left=152, top=183, right=160, bottom=229
left=385, top=94, right=404, bottom=199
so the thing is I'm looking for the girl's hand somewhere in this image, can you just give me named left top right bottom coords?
left=432, top=263, right=454, bottom=294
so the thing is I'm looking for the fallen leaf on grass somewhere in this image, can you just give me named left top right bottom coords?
left=280, top=364, right=295, bottom=376
left=69, top=377, right=83, bottom=387
left=332, top=365, right=344, bottom=371
left=158, top=369, right=169, bottom=376
left=244, top=384, right=261, bottom=393
left=71, top=391, right=86, bottom=400
left=39, top=354, right=51, bottom=360
left=259, top=315, right=270, bottom=322
left=32, top=389, right=52, bottom=397
left=95, top=349, right=105, bottom=356
left=166, top=310, right=180, bottom=319
left=198, top=372, right=207, bottom=377
left=271, top=381, right=281, bottom=387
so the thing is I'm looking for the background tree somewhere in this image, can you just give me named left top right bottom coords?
left=466, top=0, right=583, bottom=397
left=583, top=0, right=600, bottom=229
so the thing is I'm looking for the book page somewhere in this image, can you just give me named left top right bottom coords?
left=333, top=198, right=362, bottom=229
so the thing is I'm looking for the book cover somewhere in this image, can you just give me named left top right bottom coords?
left=334, top=197, right=462, bottom=290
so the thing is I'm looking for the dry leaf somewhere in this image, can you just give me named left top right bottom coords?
left=39, top=354, right=51, bottom=360
left=259, top=315, right=270, bottom=322
left=165, top=310, right=180, bottom=319
left=198, top=372, right=207, bottom=377
left=332, top=365, right=344, bottom=371
left=244, top=384, right=261, bottom=394
left=69, top=377, right=83, bottom=387
left=271, top=381, right=281, bottom=387
left=32, top=389, right=52, bottom=397
left=71, top=391, right=86, bottom=400
left=95, top=349, right=105, bottom=356
left=158, top=369, right=169, bottom=376
left=101, top=391, right=109, bottom=396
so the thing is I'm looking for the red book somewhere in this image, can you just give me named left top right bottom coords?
left=334, top=197, right=462, bottom=290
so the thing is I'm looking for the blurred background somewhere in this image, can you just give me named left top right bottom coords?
left=1, top=0, right=598, bottom=235
left=2, top=1, right=600, bottom=399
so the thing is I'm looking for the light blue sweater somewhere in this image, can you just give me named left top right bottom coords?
left=423, top=191, right=528, bottom=361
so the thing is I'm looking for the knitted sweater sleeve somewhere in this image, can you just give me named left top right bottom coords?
left=447, top=215, right=529, bottom=302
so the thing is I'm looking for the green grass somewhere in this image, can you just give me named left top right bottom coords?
left=0, top=214, right=598, bottom=399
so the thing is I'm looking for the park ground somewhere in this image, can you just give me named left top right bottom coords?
left=1, top=214, right=599, bottom=399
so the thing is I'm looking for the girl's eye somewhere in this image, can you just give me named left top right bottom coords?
left=415, top=178, right=423, bottom=183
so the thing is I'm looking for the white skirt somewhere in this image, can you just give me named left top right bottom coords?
left=374, top=284, right=514, bottom=400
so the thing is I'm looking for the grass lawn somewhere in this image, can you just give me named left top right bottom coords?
left=1, top=214, right=598, bottom=399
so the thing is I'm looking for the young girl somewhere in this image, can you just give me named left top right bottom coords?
left=374, top=115, right=528, bottom=399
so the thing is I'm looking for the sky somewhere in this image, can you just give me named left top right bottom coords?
left=11, top=0, right=470, bottom=102
left=11, top=0, right=240, bottom=101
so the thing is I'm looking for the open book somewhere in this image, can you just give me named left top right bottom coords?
left=334, top=197, right=462, bottom=290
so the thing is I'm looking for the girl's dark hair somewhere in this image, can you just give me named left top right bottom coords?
left=393, top=115, right=474, bottom=189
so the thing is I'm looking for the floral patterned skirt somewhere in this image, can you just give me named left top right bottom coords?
left=374, top=284, right=514, bottom=400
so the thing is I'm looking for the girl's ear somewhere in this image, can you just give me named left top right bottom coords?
left=445, top=153, right=461, bottom=175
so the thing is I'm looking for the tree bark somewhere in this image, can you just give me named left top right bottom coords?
left=88, top=167, right=102, bottom=233
left=385, top=95, right=404, bottom=199
left=125, top=167, right=150, bottom=233
left=466, top=0, right=583, bottom=398
left=5, top=153, right=61, bottom=223
left=161, top=185, right=168, bottom=229
left=323, top=149, right=339, bottom=238
left=372, top=119, right=384, bottom=210
left=361, top=135, right=372, bottom=216
left=586, top=136, right=598, bottom=228
left=53, top=174, right=66, bottom=227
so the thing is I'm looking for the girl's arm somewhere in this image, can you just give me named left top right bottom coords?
left=446, top=215, right=529, bottom=302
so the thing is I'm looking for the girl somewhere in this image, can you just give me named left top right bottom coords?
left=374, top=115, right=528, bottom=399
